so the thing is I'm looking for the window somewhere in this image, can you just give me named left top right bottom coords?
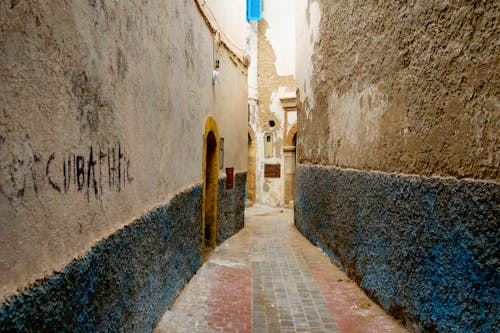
left=247, top=0, right=262, bottom=21
left=264, top=133, right=273, bottom=158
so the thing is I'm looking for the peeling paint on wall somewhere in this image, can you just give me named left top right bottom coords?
left=248, top=6, right=297, bottom=207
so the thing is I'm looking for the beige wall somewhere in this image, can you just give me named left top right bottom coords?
left=215, top=45, right=248, bottom=173
left=249, top=0, right=297, bottom=207
left=296, top=0, right=499, bottom=181
left=205, top=0, right=246, bottom=52
left=0, top=0, right=247, bottom=301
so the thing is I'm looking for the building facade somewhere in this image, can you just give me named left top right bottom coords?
left=247, top=0, right=298, bottom=208
left=0, top=0, right=248, bottom=330
left=295, top=1, right=499, bottom=332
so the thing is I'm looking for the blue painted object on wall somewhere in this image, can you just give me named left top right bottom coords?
left=295, top=164, right=500, bottom=332
left=247, top=0, right=262, bottom=21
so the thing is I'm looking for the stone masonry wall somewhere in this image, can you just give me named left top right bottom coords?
left=253, top=17, right=296, bottom=207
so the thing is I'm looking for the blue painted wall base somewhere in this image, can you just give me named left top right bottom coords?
left=295, top=164, right=499, bottom=332
left=0, top=173, right=247, bottom=332
left=217, top=172, right=246, bottom=244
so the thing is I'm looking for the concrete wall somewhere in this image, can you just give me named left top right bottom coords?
left=0, top=0, right=247, bottom=329
left=295, top=1, right=499, bottom=331
left=249, top=0, right=297, bottom=207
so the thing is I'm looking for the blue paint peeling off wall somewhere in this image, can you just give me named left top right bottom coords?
left=295, top=164, right=500, bottom=332
left=0, top=184, right=204, bottom=332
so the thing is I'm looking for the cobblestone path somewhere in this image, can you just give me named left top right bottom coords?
left=154, top=207, right=406, bottom=333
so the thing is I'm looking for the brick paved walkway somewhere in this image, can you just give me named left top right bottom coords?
left=154, top=207, right=407, bottom=333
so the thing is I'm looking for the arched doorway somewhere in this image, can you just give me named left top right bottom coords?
left=284, top=125, right=297, bottom=208
left=247, top=126, right=256, bottom=203
left=203, top=116, right=219, bottom=258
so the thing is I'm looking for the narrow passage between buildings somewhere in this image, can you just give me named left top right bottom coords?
left=155, top=207, right=407, bottom=333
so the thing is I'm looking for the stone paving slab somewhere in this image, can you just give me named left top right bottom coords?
left=154, top=207, right=407, bottom=333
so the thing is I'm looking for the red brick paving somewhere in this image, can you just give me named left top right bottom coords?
left=154, top=207, right=407, bottom=333
left=207, top=266, right=252, bottom=333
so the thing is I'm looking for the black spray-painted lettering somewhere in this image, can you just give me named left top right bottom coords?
left=46, top=153, right=61, bottom=192
left=86, top=146, right=98, bottom=200
left=45, top=142, right=133, bottom=200
left=76, top=156, right=85, bottom=191
left=5, top=142, right=133, bottom=202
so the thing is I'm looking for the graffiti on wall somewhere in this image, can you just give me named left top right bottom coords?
left=0, top=138, right=133, bottom=203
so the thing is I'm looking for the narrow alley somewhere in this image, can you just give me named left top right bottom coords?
left=154, top=207, right=406, bottom=333
left=1, top=1, right=498, bottom=332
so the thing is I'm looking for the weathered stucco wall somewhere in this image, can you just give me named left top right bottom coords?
left=295, top=165, right=499, bottom=332
left=295, top=1, right=500, bottom=331
left=297, top=0, right=499, bottom=180
left=0, top=185, right=203, bottom=332
left=217, top=172, right=246, bottom=244
left=249, top=0, right=297, bottom=207
left=0, top=0, right=247, bottom=319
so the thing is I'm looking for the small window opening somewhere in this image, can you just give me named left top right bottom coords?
left=269, top=120, right=275, bottom=127
left=264, top=133, right=273, bottom=158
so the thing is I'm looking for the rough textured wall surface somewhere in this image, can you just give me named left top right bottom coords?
left=253, top=17, right=296, bottom=207
left=0, top=185, right=202, bottom=332
left=216, top=172, right=246, bottom=244
left=295, top=2, right=500, bottom=329
left=297, top=0, right=499, bottom=180
left=295, top=165, right=500, bottom=332
left=0, top=0, right=247, bottom=303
